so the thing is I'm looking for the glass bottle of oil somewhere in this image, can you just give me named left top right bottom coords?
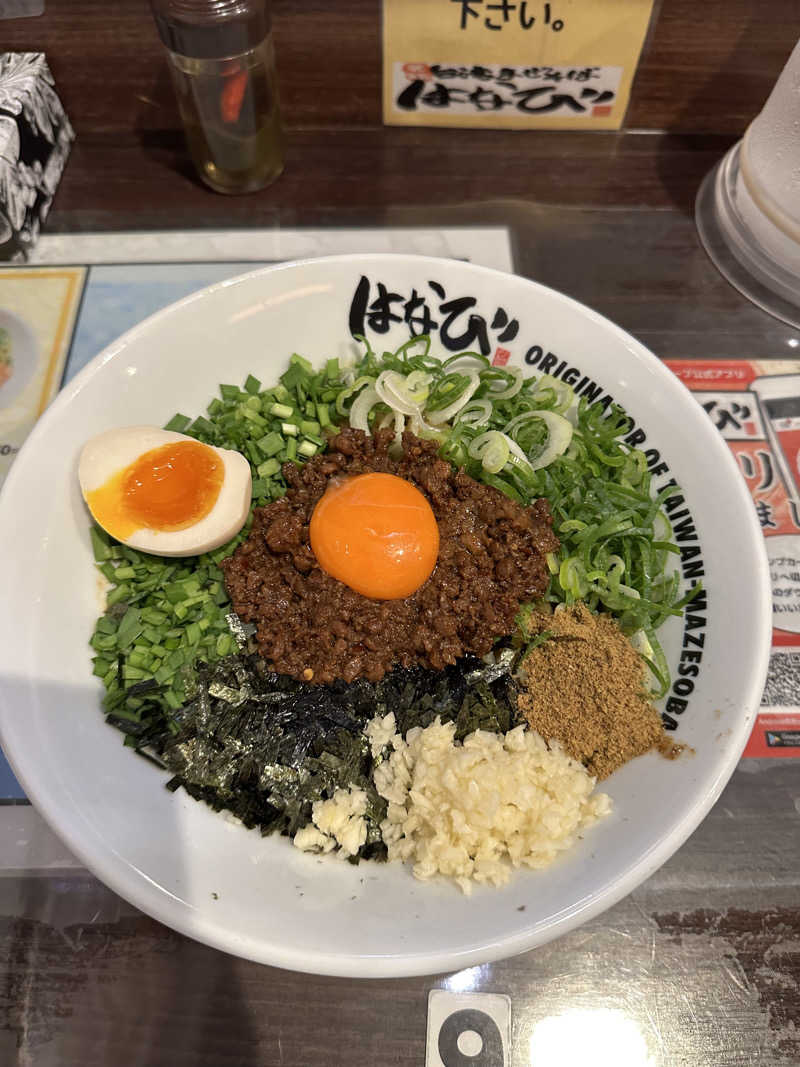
left=151, top=0, right=283, bottom=195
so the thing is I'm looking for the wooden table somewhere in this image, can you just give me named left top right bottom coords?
left=2, top=2, right=800, bottom=1064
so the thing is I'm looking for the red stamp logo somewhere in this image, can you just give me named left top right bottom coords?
left=402, top=63, right=432, bottom=82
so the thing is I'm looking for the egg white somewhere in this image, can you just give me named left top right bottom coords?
left=78, top=426, right=252, bottom=557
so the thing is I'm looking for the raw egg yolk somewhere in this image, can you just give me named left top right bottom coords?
left=309, top=472, right=439, bottom=600
left=85, top=440, right=224, bottom=541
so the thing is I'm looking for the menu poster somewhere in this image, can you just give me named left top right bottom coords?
left=668, top=360, right=800, bottom=758
left=382, top=0, right=656, bottom=130
left=0, top=267, right=85, bottom=485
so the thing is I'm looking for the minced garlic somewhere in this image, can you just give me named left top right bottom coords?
left=371, top=713, right=610, bottom=894
left=293, top=785, right=368, bottom=858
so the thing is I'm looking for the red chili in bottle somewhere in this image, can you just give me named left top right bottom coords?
left=150, top=0, right=284, bottom=194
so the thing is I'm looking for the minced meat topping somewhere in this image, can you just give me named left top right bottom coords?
left=222, top=428, right=559, bottom=685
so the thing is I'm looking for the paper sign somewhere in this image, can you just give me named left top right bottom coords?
left=0, top=267, right=85, bottom=486
left=383, top=0, right=656, bottom=130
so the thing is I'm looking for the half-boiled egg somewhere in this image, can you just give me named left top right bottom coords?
left=78, top=426, right=251, bottom=557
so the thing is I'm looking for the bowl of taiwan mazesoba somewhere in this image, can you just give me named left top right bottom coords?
left=0, top=255, right=770, bottom=977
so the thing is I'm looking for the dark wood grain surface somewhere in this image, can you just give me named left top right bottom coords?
left=40, top=128, right=741, bottom=232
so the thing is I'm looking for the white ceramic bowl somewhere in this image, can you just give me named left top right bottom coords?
left=0, top=255, right=771, bottom=977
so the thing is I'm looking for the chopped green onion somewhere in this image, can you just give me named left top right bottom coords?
left=336, top=375, right=375, bottom=417
left=116, top=608, right=143, bottom=650
left=238, top=406, right=265, bottom=426
left=106, top=584, right=131, bottom=608
left=90, top=526, right=111, bottom=562
left=455, top=398, right=492, bottom=428
left=189, top=416, right=216, bottom=437
left=426, top=371, right=481, bottom=425
left=316, top=402, right=331, bottom=428
left=349, top=385, right=380, bottom=432
left=469, top=430, right=510, bottom=474
left=484, top=366, right=523, bottom=400
left=257, top=458, right=281, bottom=478
left=510, top=410, right=572, bottom=471
left=256, top=431, right=283, bottom=457
left=164, top=413, right=191, bottom=433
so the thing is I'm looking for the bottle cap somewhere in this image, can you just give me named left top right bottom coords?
left=150, top=0, right=269, bottom=59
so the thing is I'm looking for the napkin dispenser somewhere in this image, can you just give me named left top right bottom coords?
left=0, top=53, right=74, bottom=261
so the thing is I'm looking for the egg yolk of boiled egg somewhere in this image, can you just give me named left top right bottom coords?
left=78, top=426, right=251, bottom=557
left=309, top=472, right=439, bottom=600
left=88, top=440, right=221, bottom=538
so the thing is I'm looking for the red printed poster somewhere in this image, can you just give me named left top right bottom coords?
left=667, top=360, right=800, bottom=757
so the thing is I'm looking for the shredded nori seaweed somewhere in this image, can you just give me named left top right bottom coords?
left=104, top=644, right=521, bottom=862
